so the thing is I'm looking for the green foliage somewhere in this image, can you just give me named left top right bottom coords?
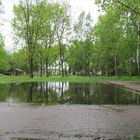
left=12, top=0, right=71, bottom=77
left=10, top=48, right=28, bottom=72
left=74, top=11, right=93, bottom=40
left=93, top=0, right=140, bottom=76
left=10, top=0, right=140, bottom=77
left=68, top=39, right=94, bottom=75
left=0, top=34, right=8, bottom=73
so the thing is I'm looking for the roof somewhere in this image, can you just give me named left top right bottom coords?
left=7, top=68, right=23, bottom=72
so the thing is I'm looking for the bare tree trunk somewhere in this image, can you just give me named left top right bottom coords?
left=137, top=21, right=140, bottom=76
left=40, top=59, right=43, bottom=77
left=45, top=59, right=49, bottom=77
left=114, top=55, right=117, bottom=76
left=29, top=57, right=33, bottom=78
left=128, top=61, right=132, bottom=76
left=61, top=58, right=64, bottom=76
left=60, top=43, right=64, bottom=76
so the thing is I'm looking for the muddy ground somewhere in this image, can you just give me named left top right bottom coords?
left=0, top=103, right=140, bottom=140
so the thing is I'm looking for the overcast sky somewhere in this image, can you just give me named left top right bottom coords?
left=1, top=0, right=99, bottom=52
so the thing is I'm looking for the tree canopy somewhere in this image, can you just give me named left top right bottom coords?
left=0, top=0, right=140, bottom=77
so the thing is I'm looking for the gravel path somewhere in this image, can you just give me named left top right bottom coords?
left=0, top=103, right=140, bottom=140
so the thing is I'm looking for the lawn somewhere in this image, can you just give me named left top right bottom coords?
left=0, top=75, right=140, bottom=83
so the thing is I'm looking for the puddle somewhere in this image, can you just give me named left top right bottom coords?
left=0, top=82, right=140, bottom=105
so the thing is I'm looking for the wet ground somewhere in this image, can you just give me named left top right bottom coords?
left=0, top=81, right=140, bottom=140
left=107, top=81, right=140, bottom=92
left=0, top=103, right=140, bottom=140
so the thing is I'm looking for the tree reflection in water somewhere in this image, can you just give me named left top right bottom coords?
left=0, top=82, right=139, bottom=105
left=27, top=82, right=33, bottom=103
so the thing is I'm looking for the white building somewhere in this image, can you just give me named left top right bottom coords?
left=48, top=59, right=69, bottom=75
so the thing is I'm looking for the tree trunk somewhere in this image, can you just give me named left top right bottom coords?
left=45, top=58, right=49, bottom=77
left=29, top=57, right=34, bottom=78
left=59, top=43, right=64, bottom=76
left=137, top=21, right=140, bottom=76
left=114, top=55, right=118, bottom=76
left=128, top=61, right=132, bottom=76
left=40, top=59, right=43, bottom=77
left=61, top=58, right=64, bottom=76
left=35, top=62, right=38, bottom=75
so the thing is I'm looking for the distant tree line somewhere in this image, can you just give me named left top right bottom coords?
left=0, top=0, right=140, bottom=77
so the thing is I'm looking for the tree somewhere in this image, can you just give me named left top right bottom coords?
left=37, top=2, right=64, bottom=77
left=95, top=0, right=140, bottom=76
left=12, top=0, right=41, bottom=78
left=74, top=11, right=93, bottom=41
left=0, top=33, right=8, bottom=73
left=12, top=0, right=71, bottom=77
left=67, top=12, right=94, bottom=75
left=10, top=48, right=28, bottom=73
left=68, top=39, right=94, bottom=75
left=54, top=2, right=71, bottom=76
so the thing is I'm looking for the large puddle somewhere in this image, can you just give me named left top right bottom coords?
left=0, top=82, right=140, bottom=105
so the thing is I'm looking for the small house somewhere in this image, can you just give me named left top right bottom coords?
left=5, top=68, right=23, bottom=76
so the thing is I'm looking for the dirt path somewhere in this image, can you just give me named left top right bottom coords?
left=0, top=103, right=140, bottom=140
left=107, top=81, right=140, bottom=92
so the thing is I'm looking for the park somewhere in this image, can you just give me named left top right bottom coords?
left=0, top=0, right=140, bottom=139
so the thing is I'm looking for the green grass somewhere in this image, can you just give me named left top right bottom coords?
left=0, top=75, right=140, bottom=83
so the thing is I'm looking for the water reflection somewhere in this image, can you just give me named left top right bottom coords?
left=0, top=82, right=140, bottom=105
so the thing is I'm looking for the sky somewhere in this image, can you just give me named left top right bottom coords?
left=1, top=0, right=100, bottom=52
